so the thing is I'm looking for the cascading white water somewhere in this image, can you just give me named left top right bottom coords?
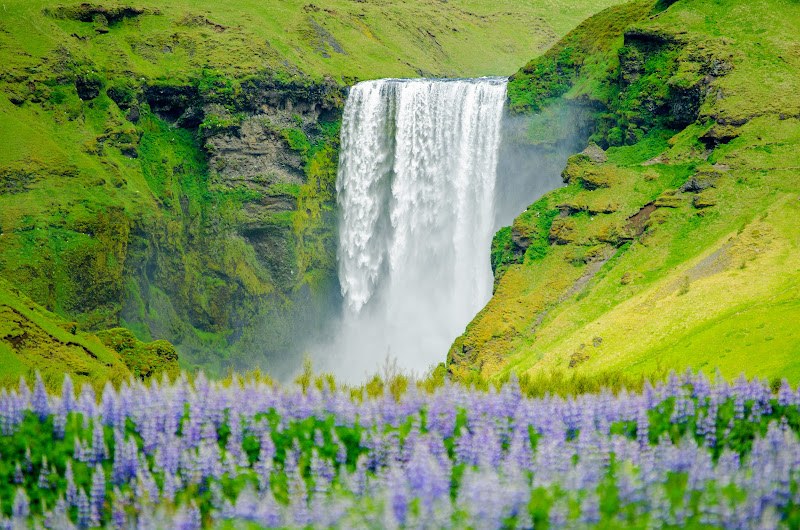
left=326, top=77, right=507, bottom=379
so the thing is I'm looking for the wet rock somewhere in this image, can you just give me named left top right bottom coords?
left=580, top=143, right=608, bottom=163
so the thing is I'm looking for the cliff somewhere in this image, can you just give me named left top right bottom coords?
left=0, top=0, right=625, bottom=380
left=451, top=0, right=800, bottom=382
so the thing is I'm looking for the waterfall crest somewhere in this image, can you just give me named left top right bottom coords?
left=329, top=77, right=507, bottom=378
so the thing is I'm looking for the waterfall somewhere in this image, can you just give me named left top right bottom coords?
left=327, top=77, right=507, bottom=378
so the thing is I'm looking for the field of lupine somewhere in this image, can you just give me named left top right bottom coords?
left=3, top=370, right=800, bottom=528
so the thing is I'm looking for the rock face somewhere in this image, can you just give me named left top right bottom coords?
left=112, top=74, right=346, bottom=377
left=0, top=66, right=345, bottom=379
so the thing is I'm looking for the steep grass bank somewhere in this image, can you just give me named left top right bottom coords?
left=451, top=0, right=800, bottom=382
left=0, top=280, right=179, bottom=391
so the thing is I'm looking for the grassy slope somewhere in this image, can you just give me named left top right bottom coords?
left=0, top=279, right=131, bottom=390
left=451, top=0, right=800, bottom=382
left=0, top=0, right=625, bottom=82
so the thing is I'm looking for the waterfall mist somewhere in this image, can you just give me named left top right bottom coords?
left=313, top=78, right=508, bottom=380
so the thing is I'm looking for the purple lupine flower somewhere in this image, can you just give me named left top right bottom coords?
left=37, top=457, right=50, bottom=489
left=383, top=464, right=410, bottom=525
left=61, top=374, right=76, bottom=413
left=778, top=379, right=793, bottom=407
left=76, top=488, right=91, bottom=528
left=504, top=425, right=534, bottom=473
left=310, top=448, right=336, bottom=493
left=406, top=443, right=449, bottom=513
left=101, top=382, right=116, bottom=427
left=90, top=419, right=108, bottom=463
left=91, top=463, right=106, bottom=513
left=12, top=488, right=29, bottom=519
left=670, top=389, right=695, bottom=424
left=13, top=462, right=23, bottom=484
left=74, top=436, right=86, bottom=463
left=77, top=383, right=96, bottom=419
left=287, top=467, right=311, bottom=527
left=578, top=492, right=600, bottom=524
left=636, top=405, right=649, bottom=448
left=749, top=401, right=763, bottom=423
left=665, top=370, right=681, bottom=398
left=254, top=489, right=282, bottom=528
left=111, top=487, right=127, bottom=529
left=173, top=501, right=202, bottom=530
left=331, top=428, right=348, bottom=465
left=162, top=471, right=180, bottom=505
left=46, top=495, right=71, bottom=530
left=233, top=485, right=259, bottom=520
left=53, top=400, right=67, bottom=440
left=31, top=372, right=50, bottom=422
left=65, top=460, right=78, bottom=506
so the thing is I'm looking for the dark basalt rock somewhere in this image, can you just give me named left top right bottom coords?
left=75, top=76, right=102, bottom=100
left=143, top=84, right=200, bottom=123
left=680, top=169, right=726, bottom=193
left=669, top=83, right=703, bottom=128
left=623, top=28, right=679, bottom=46
left=125, top=106, right=140, bottom=124
left=699, top=125, right=740, bottom=148
left=46, top=4, right=157, bottom=24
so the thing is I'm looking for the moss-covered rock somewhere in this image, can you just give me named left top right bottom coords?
left=0, top=280, right=130, bottom=391
left=95, top=328, right=179, bottom=380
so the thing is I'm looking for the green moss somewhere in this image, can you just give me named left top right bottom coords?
left=0, top=279, right=131, bottom=391
left=95, top=327, right=179, bottom=381
left=507, top=0, right=657, bottom=114
left=281, top=128, right=311, bottom=155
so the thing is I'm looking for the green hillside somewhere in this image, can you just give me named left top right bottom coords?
left=0, top=0, right=627, bottom=382
left=0, top=279, right=178, bottom=390
left=450, top=0, right=800, bottom=382
left=1, top=0, right=625, bottom=83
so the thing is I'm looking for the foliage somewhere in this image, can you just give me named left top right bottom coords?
left=0, top=281, right=131, bottom=392
left=95, top=328, right=180, bottom=381
left=3, top=370, right=800, bottom=527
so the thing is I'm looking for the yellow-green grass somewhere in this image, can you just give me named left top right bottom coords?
left=454, top=0, right=800, bottom=383
left=1, top=0, right=626, bottom=83
left=0, top=279, right=131, bottom=391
